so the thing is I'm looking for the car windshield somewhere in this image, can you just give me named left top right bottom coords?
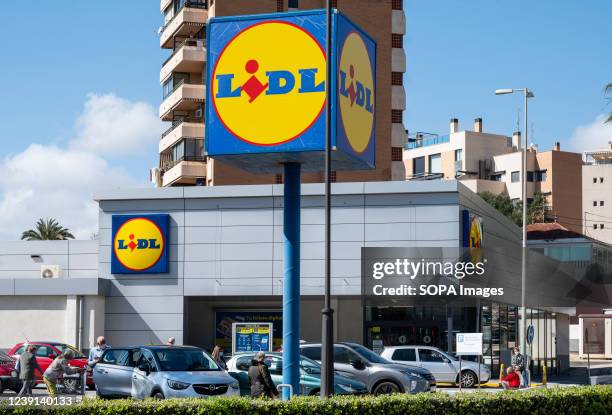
left=55, top=344, right=85, bottom=358
left=153, top=349, right=220, bottom=372
left=299, top=355, right=321, bottom=375
left=349, top=344, right=389, bottom=364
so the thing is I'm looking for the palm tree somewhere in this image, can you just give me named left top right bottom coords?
left=21, top=218, right=75, bottom=241
left=606, top=83, right=612, bottom=123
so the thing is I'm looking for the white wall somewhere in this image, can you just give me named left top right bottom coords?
left=582, top=164, right=612, bottom=244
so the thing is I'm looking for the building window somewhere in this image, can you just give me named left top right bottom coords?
left=429, top=153, right=441, bottom=174
left=594, top=201, right=598, bottom=207
left=392, top=0, right=403, bottom=10
left=392, top=147, right=403, bottom=161
left=601, top=224, right=605, bottom=230
left=593, top=177, right=597, bottom=183
left=391, top=109, right=403, bottom=123
left=288, top=0, right=298, bottom=8
left=593, top=224, right=598, bottom=230
left=392, top=34, right=403, bottom=48
left=331, top=171, right=337, bottom=182
left=455, top=149, right=463, bottom=162
left=511, top=171, right=520, bottom=182
left=601, top=201, right=605, bottom=206
left=275, top=174, right=283, bottom=184
left=536, top=170, right=547, bottom=182
left=527, top=171, right=534, bottom=182
left=276, top=0, right=284, bottom=12
left=601, top=177, right=605, bottom=183
left=391, top=72, right=403, bottom=85
left=490, top=174, right=502, bottom=182
left=413, top=157, right=425, bottom=175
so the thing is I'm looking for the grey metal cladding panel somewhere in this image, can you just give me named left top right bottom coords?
left=68, top=240, right=99, bottom=254
left=99, top=199, right=186, bottom=213
left=0, top=279, right=15, bottom=295
left=364, top=240, right=457, bottom=248
left=272, top=241, right=364, bottom=261
left=94, top=187, right=185, bottom=202
left=222, top=226, right=274, bottom=244
left=413, top=205, right=459, bottom=222
left=68, top=269, right=99, bottom=278
left=273, top=206, right=364, bottom=226
left=272, top=259, right=360, bottom=278
left=184, top=278, right=274, bottom=296
left=105, top=295, right=184, bottom=314
left=273, top=194, right=364, bottom=210
left=185, top=196, right=273, bottom=211
left=184, top=227, right=223, bottom=244
left=184, top=244, right=219, bottom=262
left=105, top=313, right=183, bottom=331
left=106, top=330, right=183, bottom=348
left=271, top=278, right=361, bottom=296
left=99, top=261, right=182, bottom=280
left=365, top=192, right=460, bottom=207
left=184, top=210, right=222, bottom=227
left=220, top=243, right=273, bottom=261
left=0, top=241, right=68, bottom=255
left=221, top=208, right=274, bottom=226
left=365, top=221, right=458, bottom=241
left=272, top=223, right=364, bottom=243
left=98, top=210, right=185, bottom=230
left=14, top=278, right=106, bottom=295
left=0, top=254, right=69, bottom=270
left=184, top=185, right=273, bottom=199
left=363, top=180, right=458, bottom=195
left=183, top=260, right=272, bottom=279
left=183, top=261, right=218, bottom=279
left=67, top=254, right=98, bottom=270
left=108, top=278, right=183, bottom=297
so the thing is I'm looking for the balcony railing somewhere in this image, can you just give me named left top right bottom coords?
left=406, top=134, right=450, bottom=150
left=163, top=78, right=203, bottom=99
left=161, top=117, right=203, bottom=138
left=407, top=172, right=444, bottom=181
left=161, top=1, right=208, bottom=34
left=162, top=37, right=205, bottom=67
left=161, top=155, right=206, bottom=172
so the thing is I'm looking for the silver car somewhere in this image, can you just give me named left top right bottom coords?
left=93, top=346, right=239, bottom=399
left=300, top=342, right=435, bottom=394
left=380, top=346, right=490, bottom=388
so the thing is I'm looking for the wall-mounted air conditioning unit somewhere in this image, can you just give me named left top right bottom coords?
left=41, top=265, right=61, bottom=279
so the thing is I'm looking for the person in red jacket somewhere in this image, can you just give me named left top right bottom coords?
left=502, top=366, right=520, bottom=389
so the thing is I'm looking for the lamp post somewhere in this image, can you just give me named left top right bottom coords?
left=495, top=88, right=535, bottom=356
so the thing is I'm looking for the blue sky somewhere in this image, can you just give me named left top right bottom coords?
left=0, top=0, right=610, bottom=239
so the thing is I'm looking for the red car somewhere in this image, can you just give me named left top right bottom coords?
left=7, top=342, right=93, bottom=389
left=0, top=353, right=21, bottom=393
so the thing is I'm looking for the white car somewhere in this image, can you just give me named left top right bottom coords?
left=380, top=346, right=490, bottom=388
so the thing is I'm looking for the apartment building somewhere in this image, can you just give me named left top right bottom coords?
left=583, top=141, right=612, bottom=244
left=403, top=118, right=583, bottom=232
left=154, top=0, right=407, bottom=187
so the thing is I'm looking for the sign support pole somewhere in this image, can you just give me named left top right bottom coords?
left=282, top=162, right=301, bottom=400
left=321, top=0, right=335, bottom=398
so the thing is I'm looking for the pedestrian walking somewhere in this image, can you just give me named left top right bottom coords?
left=88, top=336, right=110, bottom=367
left=511, top=346, right=528, bottom=387
left=211, top=345, right=227, bottom=370
left=16, top=345, right=43, bottom=397
left=43, top=350, right=83, bottom=397
left=248, top=351, right=278, bottom=399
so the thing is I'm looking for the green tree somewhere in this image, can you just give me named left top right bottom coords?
left=478, top=191, right=548, bottom=227
left=21, top=218, right=75, bottom=241
left=606, top=83, right=612, bottom=123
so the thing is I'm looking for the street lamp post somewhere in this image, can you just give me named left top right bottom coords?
left=495, top=88, right=534, bottom=356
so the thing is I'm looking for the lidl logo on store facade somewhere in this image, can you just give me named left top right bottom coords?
left=111, top=214, right=169, bottom=274
left=212, top=20, right=326, bottom=147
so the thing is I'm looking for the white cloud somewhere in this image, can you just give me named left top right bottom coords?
left=0, top=94, right=156, bottom=240
left=70, top=93, right=163, bottom=156
left=566, top=114, right=612, bottom=154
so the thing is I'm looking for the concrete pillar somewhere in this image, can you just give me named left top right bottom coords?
left=578, top=317, right=584, bottom=358
left=605, top=318, right=611, bottom=358
left=65, top=295, right=78, bottom=346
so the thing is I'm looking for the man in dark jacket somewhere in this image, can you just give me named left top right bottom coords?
left=17, top=345, right=43, bottom=397
left=247, top=351, right=279, bottom=398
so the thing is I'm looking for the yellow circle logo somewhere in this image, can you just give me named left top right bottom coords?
left=113, top=218, right=165, bottom=271
left=212, top=21, right=327, bottom=146
left=338, top=32, right=375, bottom=153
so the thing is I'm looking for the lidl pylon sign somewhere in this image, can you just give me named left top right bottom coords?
left=206, top=10, right=376, bottom=173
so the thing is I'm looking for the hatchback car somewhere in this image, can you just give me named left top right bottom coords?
left=226, top=352, right=368, bottom=396
left=380, top=346, right=490, bottom=388
left=300, top=343, right=435, bottom=394
left=7, top=341, right=92, bottom=390
left=0, top=353, right=21, bottom=394
left=93, top=345, right=239, bottom=399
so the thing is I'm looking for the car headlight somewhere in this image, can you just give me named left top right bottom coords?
left=410, top=380, right=418, bottom=392
left=336, top=383, right=354, bottom=392
left=401, top=370, right=424, bottom=379
left=230, top=380, right=240, bottom=390
left=167, top=379, right=190, bottom=390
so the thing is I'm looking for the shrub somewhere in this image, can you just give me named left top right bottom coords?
left=1, top=386, right=611, bottom=415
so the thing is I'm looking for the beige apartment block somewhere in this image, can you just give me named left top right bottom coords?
left=153, top=0, right=408, bottom=187
left=583, top=142, right=612, bottom=244
left=403, top=118, right=582, bottom=232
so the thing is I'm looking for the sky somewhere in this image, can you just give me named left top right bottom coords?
left=0, top=0, right=611, bottom=240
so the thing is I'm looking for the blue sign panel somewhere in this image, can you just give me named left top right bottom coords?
left=111, top=214, right=169, bottom=274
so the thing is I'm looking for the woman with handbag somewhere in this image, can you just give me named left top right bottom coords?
left=247, top=351, right=279, bottom=399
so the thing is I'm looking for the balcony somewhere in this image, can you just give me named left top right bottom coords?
left=160, top=1, right=208, bottom=49
left=160, top=0, right=172, bottom=12
left=159, top=119, right=204, bottom=153
left=159, top=80, right=205, bottom=121
left=392, top=85, right=406, bottom=111
left=391, top=124, right=408, bottom=147
left=161, top=39, right=206, bottom=83
left=392, top=9, right=406, bottom=35
left=161, top=157, right=207, bottom=186
left=406, top=134, right=450, bottom=150
left=392, top=48, right=406, bottom=73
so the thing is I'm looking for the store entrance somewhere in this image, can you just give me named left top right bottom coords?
left=366, top=323, right=445, bottom=352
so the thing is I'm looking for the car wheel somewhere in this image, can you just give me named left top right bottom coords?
left=0, top=380, right=4, bottom=394
left=459, top=371, right=477, bottom=388
left=152, top=391, right=165, bottom=399
left=373, top=381, right=401, bottom=395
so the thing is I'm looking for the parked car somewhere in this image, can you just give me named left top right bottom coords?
left=0, top=352, right=21, bottom=394
left=93, top=345, right=239, bottom=399
left=226, top=352, right=368, bottom=396
left=7, top=342, right=93, bottom=391
left=380, top=346, right=490, bottom=388
left=299, top=342, right=435, bottom=394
